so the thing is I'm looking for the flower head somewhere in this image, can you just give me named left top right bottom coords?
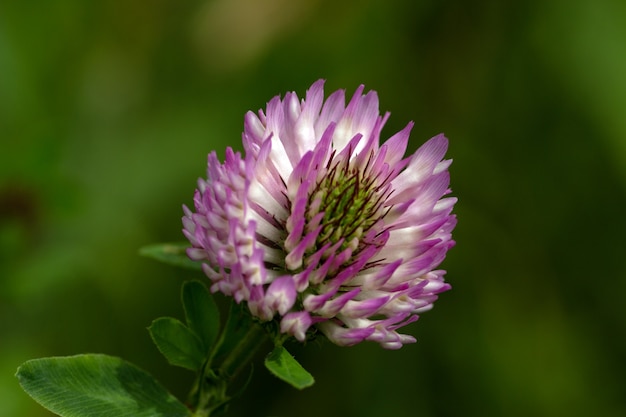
left=183, top=80, right=456, bottom=349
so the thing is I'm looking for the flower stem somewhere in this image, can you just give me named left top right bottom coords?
left=218, top=322, right=267, bottom=380
left=190, top=305, right=270, bottom=416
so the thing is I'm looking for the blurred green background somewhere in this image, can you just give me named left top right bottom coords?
left=2, top=0, right=625, bottom=416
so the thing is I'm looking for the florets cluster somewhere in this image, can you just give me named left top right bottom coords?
left=183, top=80, right=456, bottom=349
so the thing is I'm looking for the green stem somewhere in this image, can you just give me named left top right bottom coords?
left=190, top=308, right=270, bottom=417
left=219, top=323, right=267, bottom=380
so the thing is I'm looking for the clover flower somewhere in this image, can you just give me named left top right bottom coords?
left=183, top=80, right=456, bottom=349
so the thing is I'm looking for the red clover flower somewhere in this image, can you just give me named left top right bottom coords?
left=183, top=80, right=456, bottom=349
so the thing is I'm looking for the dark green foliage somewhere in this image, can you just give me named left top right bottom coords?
left=16, top=355, right=190, bottom=417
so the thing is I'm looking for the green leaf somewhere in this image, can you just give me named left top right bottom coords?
left=182, top=280, right=220, bottom=353
left=139, top=242, right=203, bottom=271
left=16, top=354, right=191, bottom=417
left=148, top=317, right=205, bottom=371
left=264, top=346, right=314, bottom=390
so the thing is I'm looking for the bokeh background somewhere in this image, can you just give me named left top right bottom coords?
left=2, top=0, right=625, bottom=416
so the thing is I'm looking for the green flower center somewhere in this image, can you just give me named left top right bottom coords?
left=309, top=153, right=386, bottom=256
